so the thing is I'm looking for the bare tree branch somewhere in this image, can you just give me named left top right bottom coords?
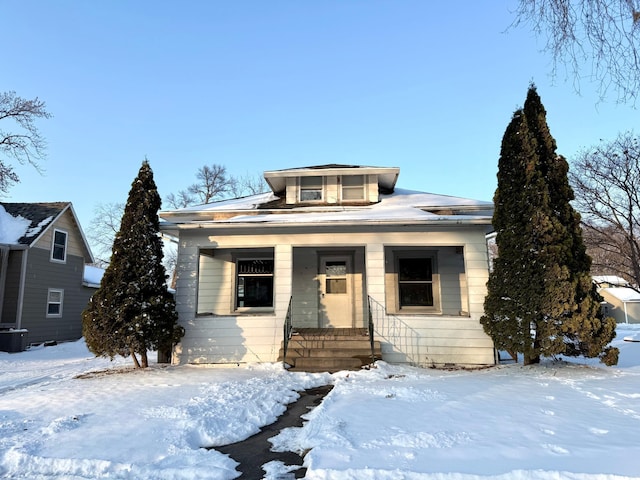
left=514, top=0, right=640, bottom=104
left=570, top=131, right=640, bottom=285
left=0, top=91, right=52, bottom=193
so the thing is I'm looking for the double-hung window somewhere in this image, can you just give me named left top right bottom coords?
left=300, top=176, right=323, bottom=202
left=341, top=175, right=365, bottom=201
left=51, top=230, right=68, bottom=263
left=398, top=257, right=434, bottom=308
left=47, top=289, right=64, bottom=317
left=236, top=258, right=274, bottom=309
left=386, top=250, right=440, bottom=313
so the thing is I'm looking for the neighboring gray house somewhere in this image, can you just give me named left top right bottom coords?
left=160, top=164, right=496, bottom=370
left=0, top=202, right=96, bottom=349
left=594, top=275, right=640, bottom=324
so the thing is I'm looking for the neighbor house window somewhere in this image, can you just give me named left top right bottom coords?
left=300, top=176, right=323, bottom=201
left=47, top=289, right=64, bottom=317
left=51, top=229, right=68, bottom=262
left=236, top=258, right=274, bottom=308
left=341, top=175, right=365, bottom=200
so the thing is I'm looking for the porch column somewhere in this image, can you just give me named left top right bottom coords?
left=365, top=243, right=385, bottom=304
left=274, top=244, right=293, bottom=317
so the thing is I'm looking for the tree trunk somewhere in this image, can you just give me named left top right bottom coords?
left=130, top=347, right=141, bottom=368
left=140, top=350, right=149, bottom=368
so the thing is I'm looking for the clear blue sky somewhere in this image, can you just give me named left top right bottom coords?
left=4, top=1, right=637, bottom=239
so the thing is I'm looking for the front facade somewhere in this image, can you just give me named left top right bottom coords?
left=0, top=203, right=95, bottom=347
left=161, top=165, right=496, bottom=368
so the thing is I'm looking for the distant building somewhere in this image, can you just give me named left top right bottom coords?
left=594, top=275, right=640, bottom=324
left=0, top=202, right=99, bottom=350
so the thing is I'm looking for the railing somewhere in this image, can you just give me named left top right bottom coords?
left=367, top=296, right=376, bottom=365
left=282, top=297, right=294, bottom=368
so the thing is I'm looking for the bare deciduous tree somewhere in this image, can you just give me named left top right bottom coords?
left=570, top=131, right=640, bottom=286
left=228, top=172, right=268, bottom=197
left=88, top=202, right=124, bottom=267
left=513, top=0, right=640, bottom=104
left=187, top=164, right=231, bottom=204
left=0, top=91, right=52, bottom=193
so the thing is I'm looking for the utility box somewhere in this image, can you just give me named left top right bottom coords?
left=0, top=329, right=29, bottom=353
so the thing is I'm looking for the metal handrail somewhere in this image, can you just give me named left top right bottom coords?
left=282, top=297, right=293, bottom=368
left=367, top=295, right=376, bottom=365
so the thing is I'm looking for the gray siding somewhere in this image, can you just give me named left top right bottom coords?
left=20, top=247, right=92, bottom=344
left=1, top=249, right=25, bottom=326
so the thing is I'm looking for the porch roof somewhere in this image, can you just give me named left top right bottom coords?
left=159, top=188, right=493, bottom=229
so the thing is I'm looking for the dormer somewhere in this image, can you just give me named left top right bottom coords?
left=263, top=164, right=400, bottom=206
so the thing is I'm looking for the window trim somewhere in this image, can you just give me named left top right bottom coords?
left=299, top=176, right=324, bottom=202
left=51, top=229, right=68, bottom=263
left=392, top=250, right=441, bottom=314
left=46, top=288, right=64, bottom=318
left=233, top=255, right=275, bottom=313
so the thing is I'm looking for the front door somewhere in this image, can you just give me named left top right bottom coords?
left=319, top=255, right=353, bottom=327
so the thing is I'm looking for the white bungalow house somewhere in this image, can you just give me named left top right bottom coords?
left=160, top=165, right=496, bottom=370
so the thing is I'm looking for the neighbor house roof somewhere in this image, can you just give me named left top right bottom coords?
left=600, top=287, right=640, bottom=303
left=0, top=202, right=94, bottom=262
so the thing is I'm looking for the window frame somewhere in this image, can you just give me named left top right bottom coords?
left=341, top=174, right=365, bottom=201
left=392, top=250, right=441, bottom=314
left=46, top=288, right=64, bottom=318
left=233, top=256, right=275, bottom=313
left=299, top=176, right=324, bottom=202
left=50, top=229, right=68, bottom=263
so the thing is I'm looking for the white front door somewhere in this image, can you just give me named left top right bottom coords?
left=319, top=255, right=353, bottom=328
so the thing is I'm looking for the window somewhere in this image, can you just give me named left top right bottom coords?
left=341, top=175, right=365, bottom=200
left=325, top=260, right=347, bottom=294
left=385, top=249, right=441, bottom=313
left=300, top=176, right=323, bottom=201
left=51, top=229, right=67, bottom=262
left=236, top=258, right=274, bottom=308
left=398, top=257, right=434, bottom=308
left=47, top=289, right=64, bottom=317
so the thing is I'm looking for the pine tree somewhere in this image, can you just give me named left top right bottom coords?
left=481, top=85, right=618, bottom=366
left=82, top=160, right=184, bottom=368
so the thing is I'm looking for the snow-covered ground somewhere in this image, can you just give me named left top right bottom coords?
left=1, top=326, right=639, bottom=480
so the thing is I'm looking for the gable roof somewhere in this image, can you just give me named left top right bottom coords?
left=0, top=202, right=94, bottom=262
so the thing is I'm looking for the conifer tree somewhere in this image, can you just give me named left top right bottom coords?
left=82, top=160, right=184, bottom=368
left=481, top=85, right=618, bottom=366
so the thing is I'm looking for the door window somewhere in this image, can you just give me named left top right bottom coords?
left=325, top=260, right=347, bottom=294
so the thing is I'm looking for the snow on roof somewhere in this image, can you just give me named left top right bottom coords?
left=0, top=205, right=31, bottom=244
left=601, top=287, right=640, bottom=303
left=593, top=275, right=630, bottom=287
left=0, top=202, right=67, bottom=245
left=161, top=189, right=493, bottom=226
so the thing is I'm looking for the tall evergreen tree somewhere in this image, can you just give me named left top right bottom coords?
left=82, top=160, right=184, bottom=368
left=481, top=85, right=618, bottom=366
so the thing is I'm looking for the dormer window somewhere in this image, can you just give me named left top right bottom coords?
left=300, top=176, right=323, bottom=202
left=341, top=175, right=365, bottom=200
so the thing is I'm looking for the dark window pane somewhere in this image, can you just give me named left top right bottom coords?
left=237, top=276, right=273, bottom=307
left=399, top=258, right=432, bottom=281
left=399, top=283, right=434, bottom=307
left=48, top=303, right=60, bottom=315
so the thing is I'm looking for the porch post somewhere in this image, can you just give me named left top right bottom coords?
left=274, top=244, right=293, bottom=318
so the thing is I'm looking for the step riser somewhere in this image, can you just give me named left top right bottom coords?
left=285, top=340, right=380, bottom=349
